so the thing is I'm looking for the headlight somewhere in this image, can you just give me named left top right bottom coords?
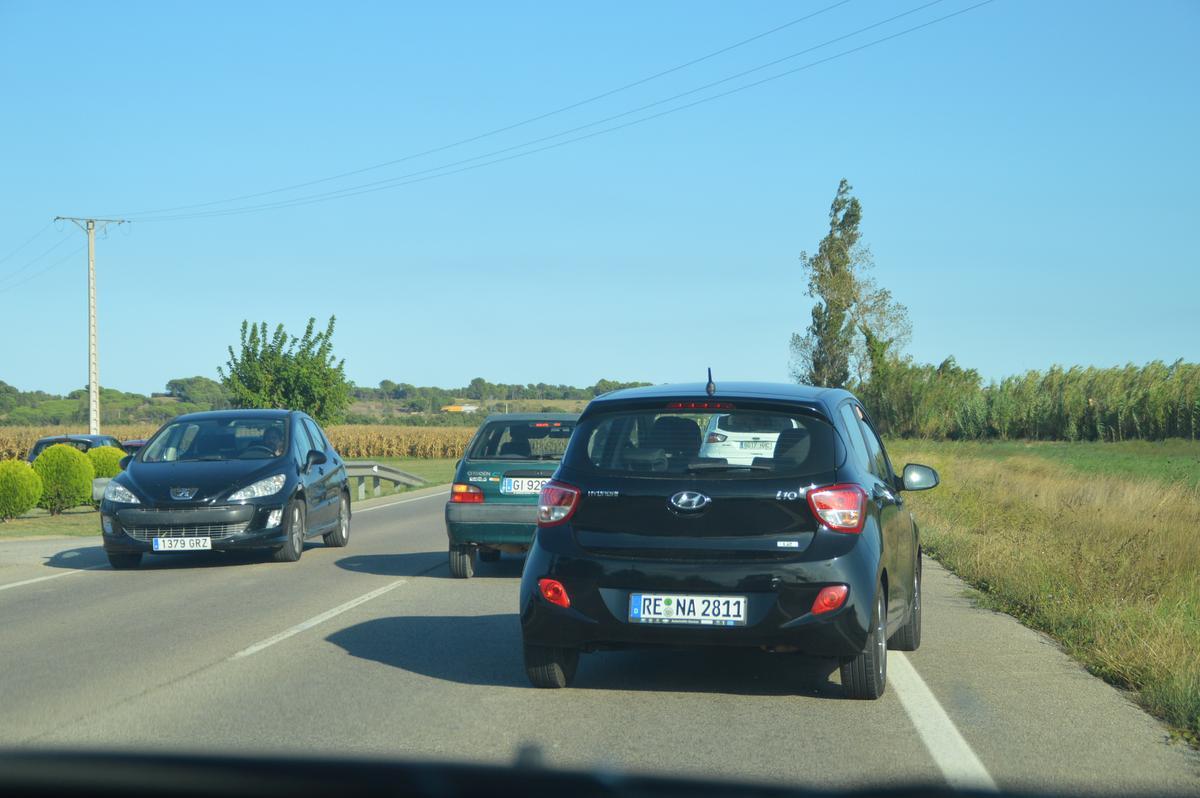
left=229, top=474, right=286, bottom=501
left=103, top=481, right=140, bottom=504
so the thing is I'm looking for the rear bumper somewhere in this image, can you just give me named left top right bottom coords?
left=445, top=502, right=537, bottom=547
left=519, top=525, right=879, bottom=657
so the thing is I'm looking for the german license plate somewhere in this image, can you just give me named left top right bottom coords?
left=740, top=440, right=773, bottom=450
left=500, top=477, right=548, bottom=495
left=152, top=537, right=211, bottom=551
left=629, top=593, right=747, bottom=626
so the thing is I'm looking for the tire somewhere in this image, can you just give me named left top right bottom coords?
left=272, top=500, right=305, bottom=563
left=322, top=494, right=351, bottom=548
left=889, top=550, right=922, bottom=652
left=478, top=548, right=501, bottom=563
left=523, top=642, right=579, bottom=688
left=449, top=544, right=475, bottom=578
left=840, top=580, right=887, bottom=700
left=106, top=551, right=142, bottom=570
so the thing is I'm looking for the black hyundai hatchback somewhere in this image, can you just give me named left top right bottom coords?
left=100, top=409, right=351, bottom=569
left=519, top=382, right=939, bottom=699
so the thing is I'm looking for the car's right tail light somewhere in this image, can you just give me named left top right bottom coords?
left=806, top=484, right=866, bottom=533
left=450, top=483, right=484, bottom=503
left=537, top=480, right=580, bottom=526
left=706, top=433, right=728, bottom=443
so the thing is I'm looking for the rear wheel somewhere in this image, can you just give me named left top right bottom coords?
left=449, top=544, right=475, bottom=578
left=272, top=500, right=305, bottom=563
left=478, top=548, right=501, bottom=563
left=322, top=494, right=351, bottom=548
left=840, top=581, right=887, bottom=700
left=889, top=550, right=922, bottom=651
left=106, top=551, right=141, bottom=570
left=523, top=642, right=579, bottom=688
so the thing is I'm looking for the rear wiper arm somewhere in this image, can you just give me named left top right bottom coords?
left=685, top=462, right=772, bottom=472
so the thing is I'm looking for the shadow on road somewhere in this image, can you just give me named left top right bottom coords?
left=335, top=551, right=524, bottom=580
left=44, top=546, right=107, bottom=570
left=45, top=545, right=277, bottom=571
left=326, top=613, right=844, bottom=698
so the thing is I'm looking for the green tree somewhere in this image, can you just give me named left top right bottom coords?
left=218, top=316, right=352, bottom=425
left=165, top=376, right=229, bottom=409
left=790, top=179, right=909, bottom=388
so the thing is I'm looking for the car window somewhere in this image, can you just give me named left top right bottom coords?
left=302, top=419, right=327, bottom=452
left=855, top=407, right=892, bottom=481
left=142, top=418, right=288, bottom=462
left=292, top=418, right=314, bottom=460
left=467, top=419, right=577, bottom=460
left=569, top=407, right=835, bottom=478
left=837, top=404, right=872, bottom=472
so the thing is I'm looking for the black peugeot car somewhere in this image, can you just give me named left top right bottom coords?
left=99, top=409, right=351, bottom=569
left=519, top=381, right=939, bottom=699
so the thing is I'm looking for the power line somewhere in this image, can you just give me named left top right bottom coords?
left=0, top=243, right=85, bottom=293
left=0, top=221, right=56, bottom=269
left=110, top=0, right=856, bottom=219
left=0, top=233, right=75, bottom=286
left=134, top=0, right=993, bottom=223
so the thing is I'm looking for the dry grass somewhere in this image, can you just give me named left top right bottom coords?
left=890, top=441, right=1200, bottom=742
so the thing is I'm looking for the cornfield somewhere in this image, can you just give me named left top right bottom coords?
left=0, top=424, right=474, bottom=461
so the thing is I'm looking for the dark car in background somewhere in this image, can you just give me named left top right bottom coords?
left=445, top=413, right=578, bottom=578
left=26, top=434, right=125, bottom=462
left=519, top=382, right=939, bottom=699
left=99, top=409, right=351, bottom=569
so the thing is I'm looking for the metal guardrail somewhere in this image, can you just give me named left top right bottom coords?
left=344, top=460, right=427, bottom=500
left=90, top=462, right=427, bottom=504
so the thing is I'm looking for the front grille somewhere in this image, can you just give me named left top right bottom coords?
left=123, top=522, right=249, bottom=541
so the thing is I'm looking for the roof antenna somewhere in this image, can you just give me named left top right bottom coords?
left=705, top=367, right=716, bottom=397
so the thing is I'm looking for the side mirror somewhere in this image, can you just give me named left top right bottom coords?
left=306, top=449, right=328, bottom=470
left=902, top=463, right=939, bottom=491
left=119, top=455, right=132, bottom=471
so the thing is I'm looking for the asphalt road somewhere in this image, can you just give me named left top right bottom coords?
left=1, top=487, right=1196, bottom=795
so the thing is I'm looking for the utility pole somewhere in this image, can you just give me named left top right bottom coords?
left=54, top=216, right=127, bottom=434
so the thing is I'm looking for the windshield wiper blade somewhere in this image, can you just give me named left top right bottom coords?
left=685, top=462, right=772, bottom=472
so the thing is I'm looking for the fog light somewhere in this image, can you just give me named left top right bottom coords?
left=538, top=578, right=570, bottom=608
left=812, top=584, right=849, bottom=615
left=101, top=515, right=113, bottom=535
left=267, top=509, right=283, bottom=528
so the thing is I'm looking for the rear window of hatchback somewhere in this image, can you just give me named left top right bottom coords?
left=467, top=420, right=577, bottom=460
left=567, top=407, right=838, bottom=478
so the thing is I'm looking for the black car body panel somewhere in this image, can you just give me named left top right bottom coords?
left=100, top=409, right=349, bottom=556
left=519, top=382, right=927, bottom=665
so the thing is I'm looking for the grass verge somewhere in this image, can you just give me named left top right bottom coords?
left=889, top=439, right=1200, bottom=745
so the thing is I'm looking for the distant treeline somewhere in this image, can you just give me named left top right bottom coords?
left=859, top=359, right=1200, bottom=441
left=353, top=377, right=651, bottom=414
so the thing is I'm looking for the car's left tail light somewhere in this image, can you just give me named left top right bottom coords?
left=537, top=480, right=580, bottom=526
left=450, top=483, right=484, bottom=503
left=807, top=484, right=867, bottom=533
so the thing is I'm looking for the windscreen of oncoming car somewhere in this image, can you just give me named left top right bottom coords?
left=568, top=407, right=837, bottom=477
left=467, top=420, right=576, bottom=460
left=140, top=418, right=289, bottom=462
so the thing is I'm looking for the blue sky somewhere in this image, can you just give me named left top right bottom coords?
left=1, top=0, right=1196, bottom=396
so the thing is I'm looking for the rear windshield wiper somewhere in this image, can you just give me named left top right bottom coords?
left=685, top=462, right=773, bottom=472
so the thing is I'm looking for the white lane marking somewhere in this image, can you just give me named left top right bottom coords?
left=354, top=490, right=449, bottom=514
left=0, top=563, right=107, bottom=593
left=229, top=579, right=407, bottom=660
left=890, top=652, right=998, bottom=792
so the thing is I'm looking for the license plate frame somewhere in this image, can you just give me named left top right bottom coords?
left=629, top=592, right=748, bottom=626
left=739, top=440, right=773, bottom=450
left=500, top=477, right=549, bottom=495
left=152, top=537, right=212, bottom=552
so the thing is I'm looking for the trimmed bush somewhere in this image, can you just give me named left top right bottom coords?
left=88, top=446, right=126, bottom=479
left=32, top=444, right=95, bottom=514
left=0, top=459, right=43, bottom=520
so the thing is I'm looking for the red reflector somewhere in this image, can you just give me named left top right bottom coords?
left=450, top=483, right=484, bottom=503
left=666, top=401, right=735, bottom=410
left=533, top=422, right=549, bottom=427
left=538, top=578, right=570, bottom=608
left=537, top=480, right=581, bottom=526
left=812, top=585, right=849, bottom=615
left=806, top=484, right=866, bottom=533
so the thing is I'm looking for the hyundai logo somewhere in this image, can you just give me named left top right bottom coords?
left=170, top=487, right=198, bottom=501
left=669, top=491, right=711, bottom=512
